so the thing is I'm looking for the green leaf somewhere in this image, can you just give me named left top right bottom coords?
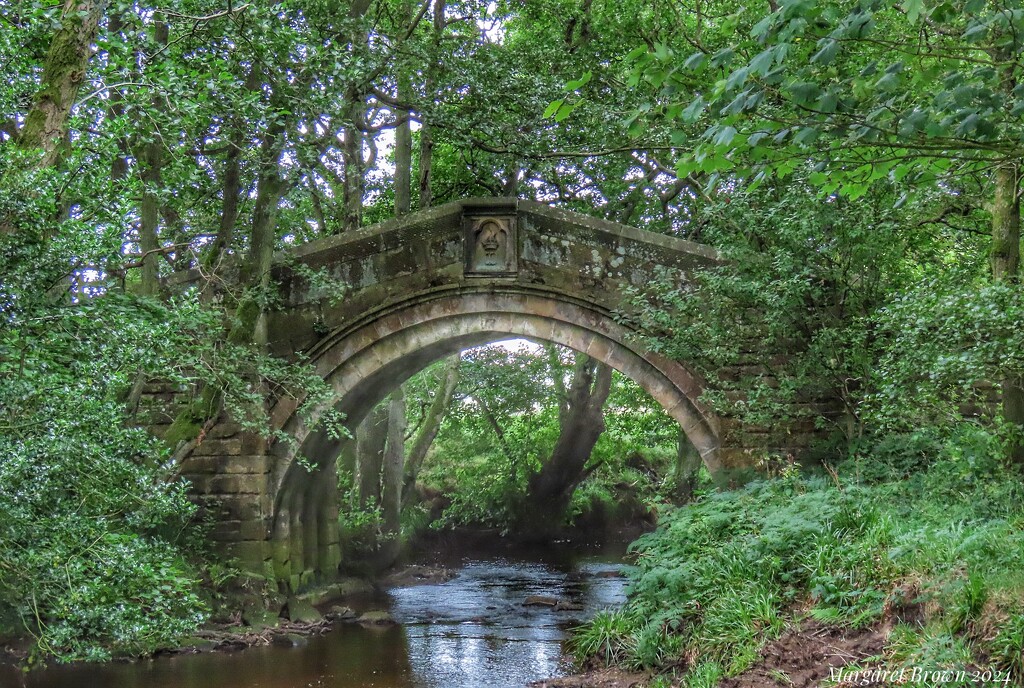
left=710, top=48, right=735, bottom=69
left=542, top=99, right=564, bottom=119
left=749, top=48, right=776, bottom=76
left=816, top=90, right=838, bottom=114
left=955, top=112, right=980, bottom=136
left=875, top=72, right=900, bottom=91
left=750, top=13, right=777, bottom=39
left=789, top=81, right=821, bottom=104
left=898, top=109, right=929, bottom=137
left=902, top=0, right=924, bottom=24
left=794, top=126, right=819, bottom=145
left=962, top=21, right=989, bottom=43
left=554, top=101, right=577, bottom=122
left=726, top=67, right=750, bottom=92
left=681, top=95, right=706, bottom=122
left=811, top=39, right=839, bottom=65
left=624, top=45, right=648, bottom=62
left=684, top=51, right=706, bottom=70
left=724, top=91, right=750, bottom=115
left=713, top=125, right=738, bottom=146
left=565, top=71, right=592, bottom=91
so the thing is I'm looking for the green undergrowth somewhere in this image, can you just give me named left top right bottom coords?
left=571, top=426, right=1024, bottom=686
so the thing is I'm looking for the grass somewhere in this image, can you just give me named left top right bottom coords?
left=569, top=425, right=1024, bottom=686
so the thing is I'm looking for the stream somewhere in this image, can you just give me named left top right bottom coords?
left=1, top=545, right=627, bottom=688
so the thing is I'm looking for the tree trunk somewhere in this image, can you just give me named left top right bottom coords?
left=205, top=66, right=259, bottom=270
left=417, top=0, right=445, bottom=211
left=232, top=113, right=286, bottom=346
left=138, top=20, right=169, bottom=298
left=107, top=11, right=129, bottom=183
left=521, top=355, right=613, bottom=534
left=402, top=355, right=461, bottom=507
left=382, top=389, right=407, bottom=538
left=395, top=109, right=413, bottom=216
left=673, top=429, right=702, bottom=504
left=393, top=3, right=413, bottom=218
left=19, top=0, right=105, bottom=167
left=357, top=404, right=389, bottom=509
left=991, top=164, right=1023, bottom=464
left=342, top=92, right=365, bottom=233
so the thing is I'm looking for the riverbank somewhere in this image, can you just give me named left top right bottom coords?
left=0, top=576, right=386, bottom=667
left=564, top=446, right=1024, bottom=687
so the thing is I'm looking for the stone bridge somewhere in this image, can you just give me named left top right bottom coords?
left=153, top=198, right=803, bottom=591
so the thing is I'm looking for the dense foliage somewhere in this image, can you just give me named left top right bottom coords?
left=420, top=343, right=683, bottom=530
left=337, top=343, right=689, bottom=548
left=2, top=0, right=1023, bottom=677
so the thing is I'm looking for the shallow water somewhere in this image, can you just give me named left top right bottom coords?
left=1, top=548, right=626, bottom=688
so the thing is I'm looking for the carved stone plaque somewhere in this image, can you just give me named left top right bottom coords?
left=464, top=215, right=517, bottom=275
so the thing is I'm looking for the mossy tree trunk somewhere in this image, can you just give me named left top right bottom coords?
left=381, top=389, right=407, bottom=544
left=19, top=0, right=105, bottom=168
left=137, top=20, right=169, bottom=298
left=402, top=355, right=461, bottom=508
left=673, top=429, right=702, bottom=504
left=991, top=164, right=1023, bottom=464
left=357, top=404, right=389, bottom=509
left=204, top=66, right=259, bottom=272
left=417, top=0, right=445, bottom=211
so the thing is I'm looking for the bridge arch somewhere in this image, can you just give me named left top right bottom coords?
left=173, top=198, right=759, bottom=589
left=266, top=286, right=721, bottom=587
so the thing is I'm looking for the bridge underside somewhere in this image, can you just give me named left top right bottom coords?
left=162, top=199, right=820, bottom=590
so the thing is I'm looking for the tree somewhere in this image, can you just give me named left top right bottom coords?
left=620, top=0, right=1024, bottom=460
left=520, top=350, right=614, bottom=535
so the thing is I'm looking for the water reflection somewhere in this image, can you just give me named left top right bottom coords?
left=0, top=555, right=625, bottom=688
left=387, top=557, right=625, bottom=687
left=2, top=625, right=416, bottom=688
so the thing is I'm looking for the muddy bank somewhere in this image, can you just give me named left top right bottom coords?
left=718, top=621, right=887, bottom=688
left=548, top=620, right=890, bottom=688
left=531, top=668, right=651, bottom=687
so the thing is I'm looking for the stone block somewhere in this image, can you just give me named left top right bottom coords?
left=192, top=437, right=244, bottom=456
left=226, top=541, right=270, bottom=575
left=185, top=475, right=216, bottom=495
left=240, top=519, right=271, bottom=541
left=208, top=473, right=267, bottom=495
left=222, top=455, right=273, bottom=475
left=209, top=422, right=243, bottom=439
left=179, top=456, right=220, bottom=474
left=217, top=495, right=270, bottom=522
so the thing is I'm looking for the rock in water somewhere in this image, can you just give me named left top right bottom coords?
left=272, top=633, right=308, bottom=648
left=523, top=595, right=559, bottom=607
left=286, top=597, right=323, bottom=624
left=357, top=610, right=396, bottom=625
left=242, top=604, right=280, bottom=631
